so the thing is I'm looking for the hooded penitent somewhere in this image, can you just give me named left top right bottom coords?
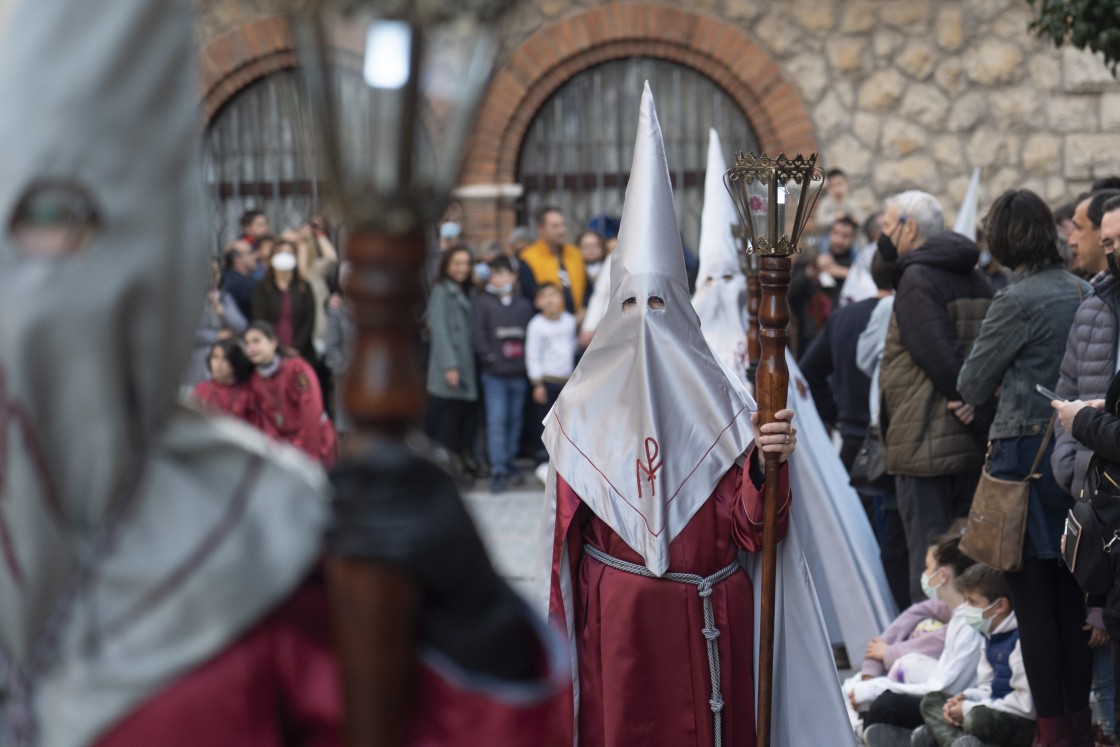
left=0, top=1, right=326, bottom=743
left=687, top=134, right=896, bottom=660
left=538, top=93, right=857, bottom=746
left=541, top=83, right=756, bottom=577
left=692, top=128, right=749, bottom=377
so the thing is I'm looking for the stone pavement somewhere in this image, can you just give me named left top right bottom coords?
left=462, top=479, right=545, bottom=604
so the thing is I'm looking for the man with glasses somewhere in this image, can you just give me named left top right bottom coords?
left=877, top=190, right=994, bottom=603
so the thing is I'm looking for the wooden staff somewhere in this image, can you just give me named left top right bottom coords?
left=328, top=227, right=428, bottom=747
left=754, top=251, right=790, bottom=747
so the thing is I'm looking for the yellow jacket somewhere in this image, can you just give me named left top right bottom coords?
left=519, top=240, right=588, bottom=313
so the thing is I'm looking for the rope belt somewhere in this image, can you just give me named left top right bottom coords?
left=583, top=544, right=742, bottom=747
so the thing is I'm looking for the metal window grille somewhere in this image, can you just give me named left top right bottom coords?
left=203, top=67, right=433, bottom=252
left=516, top=57, right=758, bottom=253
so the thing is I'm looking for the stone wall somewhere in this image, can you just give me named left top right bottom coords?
left=493, top=0, right=1120, bottom=224
left=192, top=0, right=1120, bottom=227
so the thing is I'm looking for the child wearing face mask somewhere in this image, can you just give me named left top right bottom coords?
left=852, top=532, right=984, bottom=747
left=913, top=563, right=1034, bottom=747
left=841, top=536, right=954, bottom=728
left=470, top=256, right=535, bottom=493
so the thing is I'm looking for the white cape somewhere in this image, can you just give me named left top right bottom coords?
left=785, top=351, right=898, bottom=655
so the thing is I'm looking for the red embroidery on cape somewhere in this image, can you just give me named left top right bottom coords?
left=635, top=437, right=663, bottom=499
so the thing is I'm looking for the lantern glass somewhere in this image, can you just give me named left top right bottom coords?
left=724, top=152, right=823, bottom=257
left=291, top=2, right=504, bottom=229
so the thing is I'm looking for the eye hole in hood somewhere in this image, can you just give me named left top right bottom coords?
left=9, top=179, right=100, bottom=259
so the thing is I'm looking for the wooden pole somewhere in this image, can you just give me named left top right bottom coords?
left=754, top=253, right=791, bottom=747
left=330, top=227, right=428, bottom=747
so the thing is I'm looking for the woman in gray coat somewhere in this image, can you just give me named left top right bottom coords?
left=427, top=245, right=480, bottom=477
left=957, top=190, right=1093, bottom=743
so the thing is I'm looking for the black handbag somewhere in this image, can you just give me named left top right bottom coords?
left=849, top=424, right=894, bottom=494
left=1063, top=455, right=1120, bottom=595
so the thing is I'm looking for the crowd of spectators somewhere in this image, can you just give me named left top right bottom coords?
left=192, top=174, right=1120, bottom=745
left=801, top=172, right=1120, bottom=746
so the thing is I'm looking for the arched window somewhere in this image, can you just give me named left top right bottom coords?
left=203, top=67, right=434, bottom=250
left=517, top=58, right=758, bottom=252
left=204, top=69, right=318, bottom=250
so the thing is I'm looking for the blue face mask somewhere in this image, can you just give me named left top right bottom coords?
left=960, top=600, right=999, bottom=635
left=979, top=250, right=992, bottom=268
left=474, top=262, right=490, bottom=282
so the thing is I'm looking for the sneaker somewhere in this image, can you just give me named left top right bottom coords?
left=910, top=726, right=936, bottom=747
left=489, top=474, right=508, bottom=494
left=534, top=462, right=549, bottom=485
left=864, top=724, right=913, bottom=747
left=507, top=471, right=526, bottom=487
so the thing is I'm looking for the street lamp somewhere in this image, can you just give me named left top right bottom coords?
left=289, top=3, right=512, bottom=746
left=724, top=151, right=823, bottom=747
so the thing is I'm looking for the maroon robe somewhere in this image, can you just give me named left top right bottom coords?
left=192, top=379, right=254, bottom=422
left=548, top=457, right=790, bottom=747
left=97, top=573, right=566, bottom=746
left=96, top=576, right=341, bottom=747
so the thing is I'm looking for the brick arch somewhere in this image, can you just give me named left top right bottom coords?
left=199, top=17, right=297, bottom=122
left=462, top=3, right=818, bottom=190
left=198, top=16, right=369, bottom=122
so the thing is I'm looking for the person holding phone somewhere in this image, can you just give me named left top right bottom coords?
left=957, top=190, right=1094, bottom=743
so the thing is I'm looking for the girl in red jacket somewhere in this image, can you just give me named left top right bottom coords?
left=244, top=321, right=336, bottom=466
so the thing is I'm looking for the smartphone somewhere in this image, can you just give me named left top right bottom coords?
left=1036, top=383, right=1066, bottom=403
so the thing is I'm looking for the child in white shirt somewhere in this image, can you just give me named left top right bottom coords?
left=526, top=282, right=577, bottom=466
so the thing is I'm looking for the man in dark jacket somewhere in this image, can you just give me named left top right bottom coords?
left=471, top=256, right=536, bottom=492
left=1054, top=192, right=1120, bottom=499
left=799, top=258, right=887, bottom=473
left=878, top=190, right=994, bottom=602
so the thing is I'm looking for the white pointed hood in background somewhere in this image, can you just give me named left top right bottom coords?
left=953, top=167, right=981, bottom=241
left=542, top=83, right=755, bottom=576
left=692, top=128, right=749, bottom=376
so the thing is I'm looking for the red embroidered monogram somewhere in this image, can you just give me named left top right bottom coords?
left=635, top=437, right=663, bottom=499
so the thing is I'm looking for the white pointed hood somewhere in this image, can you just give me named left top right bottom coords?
left=542, top=84, right=756, bottom=576
left=692, top=128, right=749, bottom=377
left=954, top=167, right=981, bottom=241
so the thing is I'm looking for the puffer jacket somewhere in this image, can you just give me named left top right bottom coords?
left=1053, top=271, right=1120, bottom=498
left=958, top=262, right=1089, bottom=439
left=881, top=231, right=994, bottom=476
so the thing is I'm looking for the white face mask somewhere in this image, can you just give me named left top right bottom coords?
left=920, top=568, right=946, bottom=601
left=961, top=600, right=1000, bottom=634
left=271, top=252, right=296, bottom=272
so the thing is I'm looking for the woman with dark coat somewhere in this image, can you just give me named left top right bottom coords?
left=958, top=190, right=1093, bottom=745
left=426, top=245, right=480, bottom=480
left=251, top=237, right=317, bottom=364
